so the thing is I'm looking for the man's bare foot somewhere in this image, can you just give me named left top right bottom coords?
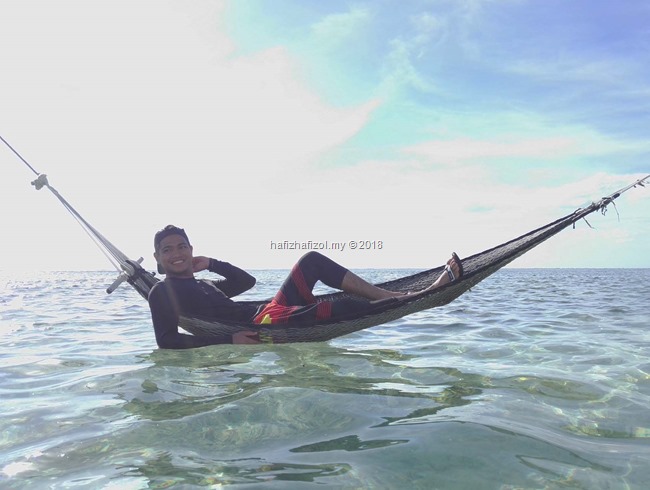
left=397, top=253, right=463, bottom=300
left=442, top=252, right=463, bottom=284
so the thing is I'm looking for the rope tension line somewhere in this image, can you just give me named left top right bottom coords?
left=1, top=134, right=144, bottom=292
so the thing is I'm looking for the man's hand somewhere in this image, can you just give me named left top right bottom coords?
left=192, top=256, right=210, bottom=273
left=232, top=331, right=261, bottom=344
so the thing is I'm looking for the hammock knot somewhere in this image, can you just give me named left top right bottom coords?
left=107, top=258, right=145, bottom=294
left=31, top=174, right=49, bottom=190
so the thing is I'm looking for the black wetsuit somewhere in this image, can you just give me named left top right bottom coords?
left=148, top=259, right=257, bottom=348
left=148, top=252, right=373, bottom=349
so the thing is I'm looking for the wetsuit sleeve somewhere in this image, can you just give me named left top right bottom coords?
left=148, top=283, right=233, bottom=349
left=208, top=259, right=256, bottom=297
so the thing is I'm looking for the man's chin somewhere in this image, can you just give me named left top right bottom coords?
left=165, top=267, right=192, bottom=278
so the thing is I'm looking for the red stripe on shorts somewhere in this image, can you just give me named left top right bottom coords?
left=290, top=265, right=316, bottom=304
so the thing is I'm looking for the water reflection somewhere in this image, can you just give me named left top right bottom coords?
left=120, top=344, right=486, bottom=424
left=119, top=451, right=353, bottom=487
left=291, top=434, right=408, bottom=453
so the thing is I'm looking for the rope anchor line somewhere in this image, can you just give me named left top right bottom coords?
left=1, top=133, right=148, bottom=293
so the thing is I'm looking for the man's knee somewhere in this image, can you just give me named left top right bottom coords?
left=294, top=251, right=348, bottom=289
left=296, top=251, right=325, bottom=268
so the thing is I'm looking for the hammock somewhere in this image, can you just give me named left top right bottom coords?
left=168, top=180, right=649, bottom=343
left=3, top=134, right=648, bottom=344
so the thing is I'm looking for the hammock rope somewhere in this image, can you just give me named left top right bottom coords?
left=3, top=134, right=648, bottom=343
left=1, top=134, right=155, bottom=294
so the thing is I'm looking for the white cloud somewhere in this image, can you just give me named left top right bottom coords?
left=403, top=137, right=578, bottom=165
left=1, top=1, right=381, bottom=272
left=3, top=1, right=649, bottom=273
left=508, top=56, right=641, bottom=88
left=399, top=113, right=650, bottom=169
left=311, top=7, right=371, bottom=42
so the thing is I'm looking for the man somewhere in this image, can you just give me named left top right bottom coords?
left=148, top=225, right=463, bottom=348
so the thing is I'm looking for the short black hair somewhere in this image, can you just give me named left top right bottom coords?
left=154, top=225, right=190, bottom=251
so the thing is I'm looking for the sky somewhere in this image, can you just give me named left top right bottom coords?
left=1, top=0, right=649, bottom=273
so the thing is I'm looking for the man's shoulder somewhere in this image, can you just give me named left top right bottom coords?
left=148, top=280, right=169, bottom=301
left=149, top=277, right=208, bottom=298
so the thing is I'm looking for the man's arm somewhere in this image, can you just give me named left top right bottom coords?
left=194, top=257, right=256, bottom=297
left=148, top=282, right=233, bottom=349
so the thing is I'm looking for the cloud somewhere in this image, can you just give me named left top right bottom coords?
left=208, top=46, right=380, bottom=171
left=403, top=136, right=577, bottom=166
left=4, top=0, right=649, bottom=271
left=377, top=10, right=450, bottom=96
left=1, top=0, right=383, bottom=271
left=311, top=6, right=371, bottom=42
left=390, top=104, right=650, bottom=174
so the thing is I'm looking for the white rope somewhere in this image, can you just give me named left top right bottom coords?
left=3, top=134, right=152, bottom=294
left=39, top=177, right=123, bottom=272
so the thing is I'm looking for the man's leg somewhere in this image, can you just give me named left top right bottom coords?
left=273, top=251, right=463, bottom=306
left=312, top=252, right=464, bottom=299
left=266, top=251, right=383, bottom=324
left=273, top=251, right=401, bottom=304
left=258, top=251, right=463, bottom=325
left=339, top=270, right=406, bottom=300
left=272, top=251, right=352, bottom=306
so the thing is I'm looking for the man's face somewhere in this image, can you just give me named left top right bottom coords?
left=154, top=234, right=194, bottom=278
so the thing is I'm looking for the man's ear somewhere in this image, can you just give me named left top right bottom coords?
left=154, top=252, right=165, bottom=275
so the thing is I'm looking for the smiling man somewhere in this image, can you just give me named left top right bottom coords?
left=148, top=225, right=463, bottom=348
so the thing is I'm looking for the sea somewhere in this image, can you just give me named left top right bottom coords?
left=1, top=268, right=649, bottom=489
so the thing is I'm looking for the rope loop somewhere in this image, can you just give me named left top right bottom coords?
left=31, top=174, right=49, bottom=190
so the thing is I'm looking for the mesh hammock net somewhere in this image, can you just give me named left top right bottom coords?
left=118, top=175, right=648, bottom=343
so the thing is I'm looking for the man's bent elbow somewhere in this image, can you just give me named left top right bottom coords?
left=156, top=338, right=177, bottom=349
left=155, top=333, right=183, bottom=350
left=246, top=275, right=256, bottom=290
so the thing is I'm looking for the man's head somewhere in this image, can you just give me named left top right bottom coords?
left=154, top=225, right=190, bottom=252
left=153, top=225, right=193, bottom=277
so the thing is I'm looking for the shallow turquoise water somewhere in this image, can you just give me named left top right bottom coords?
left=1, top=268, right=649, bottom=489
